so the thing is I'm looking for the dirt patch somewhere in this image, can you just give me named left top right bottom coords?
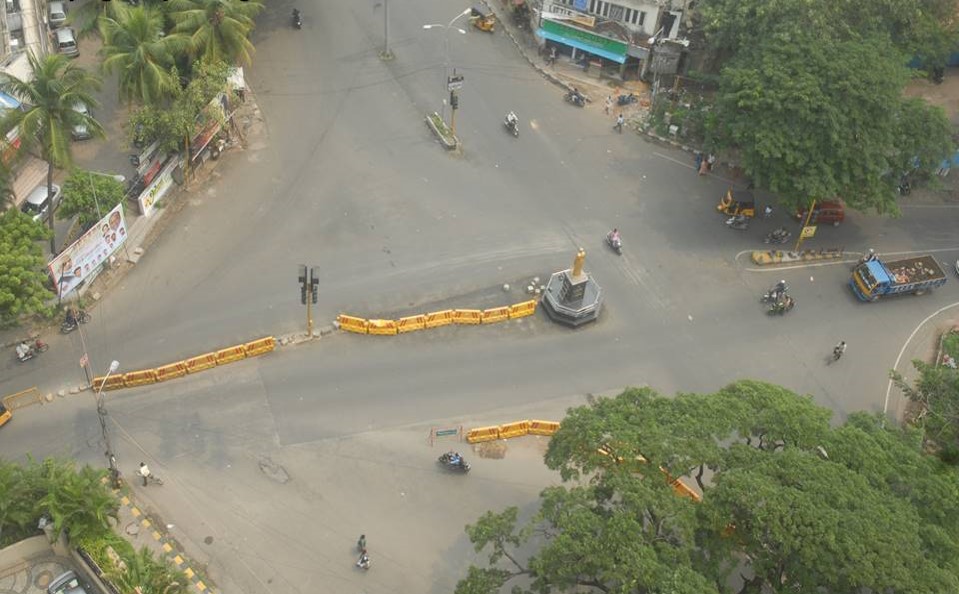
left=905, top=68, right=959, bottom=125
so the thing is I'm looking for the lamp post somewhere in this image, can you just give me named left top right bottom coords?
left=423, top=8, right=471, bottom=128
left=95, top=360, right=121, bottom=488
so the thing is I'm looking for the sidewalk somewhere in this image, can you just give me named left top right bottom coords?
left=106, top=477, right=216, bottom=594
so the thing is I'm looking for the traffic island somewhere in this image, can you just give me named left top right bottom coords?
left=541, top=249, right=603, bottom=327
left=751, top=248, right=845, bottom=266
left=425, top=112, right=459, bottom=150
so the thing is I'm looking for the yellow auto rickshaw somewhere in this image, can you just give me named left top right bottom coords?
left=717, top=188, right=755, bottom=218
left=470, top=4, right=495, bottom=33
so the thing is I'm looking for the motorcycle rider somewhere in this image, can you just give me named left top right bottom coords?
left=608, top=228, right=621, bottom=247
left=774, top=280, right=788, bottom=300
left=506, top=111, right=518, bottom=131
left=64, top=307, right=77, bottom=329
left=16, top=341, right=31, bottom=361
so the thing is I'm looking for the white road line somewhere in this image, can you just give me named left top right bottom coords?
left=884, top=301, right=959, bottom=418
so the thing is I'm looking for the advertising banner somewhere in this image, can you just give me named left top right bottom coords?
left=138, top=156, right=180, bottom=217
left=48, top=202, right=128, bottom=298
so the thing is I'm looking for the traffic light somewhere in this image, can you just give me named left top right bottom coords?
left=450, top=92, right=459, bottom=110
left=298, top=264, right=307, bottom=304
left=310, top=267, right=319, bottom=304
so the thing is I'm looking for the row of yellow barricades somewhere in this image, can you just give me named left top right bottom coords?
left=338, top=299, right=538, bottom=336
left=597, top=443, right=702, bottom=503
left=466, top=419, right=561, bottom=443
left=92, top=337, right=276, bottom=391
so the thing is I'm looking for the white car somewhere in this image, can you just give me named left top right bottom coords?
left=71, top=102, right=91, bottom=140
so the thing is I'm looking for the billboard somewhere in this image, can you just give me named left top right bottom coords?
left=48, top=202, right=128, bottom=298
left=138, top=156, right=180, bottom=217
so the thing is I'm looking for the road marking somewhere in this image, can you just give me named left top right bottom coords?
left=884, top=301, right=959, bottom=417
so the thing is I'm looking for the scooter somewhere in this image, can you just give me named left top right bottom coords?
left=564, top=91, right=586, bottom=107
left=356, top=553, right=371, bottom=570
left=292, top=9, right=302, bottom=29
left=15, top=339, right=49, bottom=363
left=606, top=231, right=622, bottom=255
left=504, top=112, right=519, bottom=138
left=763, top=227, right=791, bottom=244
left=617, top=93, right=637, bottom=106
left=725, top=215, right=749, bottom=230
left=768, top=295, right=795, bottom=315
left=438, top=452, right=471, bottom=473
left=60, top=310, right=91, bottom=334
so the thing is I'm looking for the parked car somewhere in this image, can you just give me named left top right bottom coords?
left=48, top=1, right=67, bottom=28
left=48, top=571, right=90, bottom=594
left=794, top=200, right=845, bottom=226
left=55, top=27, right=78, bottom=57
left=71, top=102, right=91, bottom=140
left=20, top=182, right=62, bottom=223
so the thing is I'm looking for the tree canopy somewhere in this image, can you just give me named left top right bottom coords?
left=59, top=169, right=127, bottom=231
left=0, top=209, right=53, bottom=326
left=699, top=0, right=957, bottom=214
left=457, top=382, right=959, bottom=594
left=894, top=356, right=959, bottom=463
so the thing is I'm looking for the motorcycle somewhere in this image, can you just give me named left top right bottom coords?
left=292, top=9, right=302, bottom=29
left=617, top=93, right=637, bottom=106
left=606, top=231, right=622, bottom=255
left=61, top=309, right=91, bottom=334
left=768, top=295, right=795, bottom=315
left=564, top=91, right=586, bottom=107
left=763, top=227, right=791, bottom=244
left=438, top=452, right=470, bottom=473
left=725, top=215, right=749, bottom=230
left=504, top=112, right=519, bottom=138
left=356, top=553, right=371, bottom=570
left=15, top=339, right=49, bottom=363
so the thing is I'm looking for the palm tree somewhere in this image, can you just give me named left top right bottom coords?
left=100, top=6, right=187, bottom=104
left=168, top=0, right=263, bottom=67
left=0, top=52, right=103, bottom=253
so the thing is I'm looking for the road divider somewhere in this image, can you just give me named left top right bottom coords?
left=93, top=336, right=276, bottom=391
left=752, top=248, right=844, bottom=266
left=338, top=299, right=538, bottom=337
left=465, top=418, right=560, bottom=443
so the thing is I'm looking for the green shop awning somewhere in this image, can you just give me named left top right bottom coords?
left=537, top=19, right=628, bottom=64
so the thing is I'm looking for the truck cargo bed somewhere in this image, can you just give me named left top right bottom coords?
left=882, top=256, right=946, bottom=286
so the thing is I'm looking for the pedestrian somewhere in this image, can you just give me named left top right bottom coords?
left=547, top=46, right=556, bottom=67
left=138, top=462, right=151, bottom=487
left=707, top=153, right=717, bottom=171
left=694, top=152, right=703, bottom=171
left=604, top=96, right=612, bottom=115
left=763, top=205, right=773, bottom=219
left=614, top=113, right=624, bottom=133
left=357, top=534, right=366, bottom=553
left=698, top=155, right=709, bottom=175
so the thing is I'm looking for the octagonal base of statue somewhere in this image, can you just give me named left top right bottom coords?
left=541, top=269, right=603, bottom=327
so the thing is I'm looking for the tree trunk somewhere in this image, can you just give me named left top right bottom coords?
left=46, top=160, right=55, bottom=255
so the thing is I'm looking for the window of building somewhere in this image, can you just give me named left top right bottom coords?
left=589, top=0, right=596, bottom=13
left=608, top=4, right=624, bottom=20
left=637, top=11, right=645, bottom=25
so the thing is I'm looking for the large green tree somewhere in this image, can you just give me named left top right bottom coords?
left=0, top=53, right=104, bottom=253
left=0, top=209, right=53, bottom=326
left=168, top=0, right=263, bottom=67
left=99, top=6, right=187, bottom=105
left=59, top=169, right=127, bottom=231
left=457, top=382, right=959, bottom=593
left=699, top=0, right=956, bottom=214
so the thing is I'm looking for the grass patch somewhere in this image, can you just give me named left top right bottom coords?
left=428, top=113, right=453, bottom=138
left=943, top=329, right=959, bottom=361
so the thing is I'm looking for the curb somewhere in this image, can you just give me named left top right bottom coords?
left=425, top=112, right=459, bottom=149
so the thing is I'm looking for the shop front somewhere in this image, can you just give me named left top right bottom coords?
left=537, top=18, right=630, bottom=77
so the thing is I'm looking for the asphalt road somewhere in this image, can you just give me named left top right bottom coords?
left=3, top=2, right=959, bottom=593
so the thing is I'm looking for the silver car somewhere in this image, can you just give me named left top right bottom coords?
left=47, top=571, right=90, bottom=594
left=56, top=28, right=79, bottom=57
left=71, top=102, right=91, bottom=140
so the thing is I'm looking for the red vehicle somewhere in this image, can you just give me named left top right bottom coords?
left=795, top=200, right=845, bottom=226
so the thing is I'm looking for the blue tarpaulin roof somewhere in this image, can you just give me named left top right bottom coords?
left=0, top=92, right=20, bottom=111
left=536, top=28, right=627, bottom=64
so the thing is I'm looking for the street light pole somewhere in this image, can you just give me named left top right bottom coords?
left=95, top=360, right=121, bottom=488
left=380, top=0, right=394, bottom=60
left=424, top=8, right=471, bottom=126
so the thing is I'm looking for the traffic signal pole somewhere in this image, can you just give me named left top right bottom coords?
left=299, top=265, right=319, bottom=336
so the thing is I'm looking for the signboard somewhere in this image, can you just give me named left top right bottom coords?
left=800, top=225, right=817, bottom=239
left=569, top=14, right=596, bottom=28
left=138, top=157, right=180, bottom=217
left=48, top=202, right=128, bottom=298
left=539, top=19, right=628, bottom=59
left=447, top=74, right=464, bottom=92
left=572, top=0, right=588, bottom=10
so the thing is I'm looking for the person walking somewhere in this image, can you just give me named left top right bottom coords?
left=604, top=95, right=612, bottom=115
left=138, top=462, right=151, bottom=486
left=614, top=113, right=624, bottom=133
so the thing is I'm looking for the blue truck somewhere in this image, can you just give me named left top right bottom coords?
left=850, top=255, right=947, bottom=301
